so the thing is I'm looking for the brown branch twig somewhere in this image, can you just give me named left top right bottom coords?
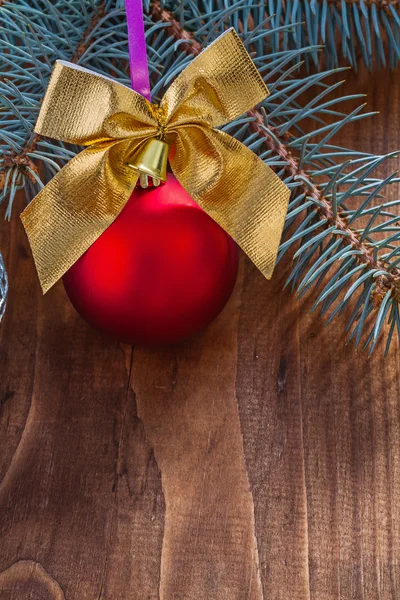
left=327, top=0, right=399, bottom=9
left=150, top=0, right=400, bottom=304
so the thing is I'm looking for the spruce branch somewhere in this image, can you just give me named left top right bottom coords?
left=1, top=0, right=400, bottom=352
left=247, top=111, right=400, bottom=308
left=161, top=0, right=400, bottom=70
left=0, top=0, right=107, bottom=206
left=151, top=0, right=400, bottom=352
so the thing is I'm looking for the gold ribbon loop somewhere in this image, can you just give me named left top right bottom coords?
left=21, top=28, right=290, bottom=294
left=35, top=61, right=157, bottom=145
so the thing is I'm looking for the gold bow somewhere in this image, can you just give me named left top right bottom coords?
left=21, top=28, right=290, bottom=293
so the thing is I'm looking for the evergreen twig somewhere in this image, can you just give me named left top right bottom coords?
left=1, top=0, right=107, bottom=196
left=163, top=0, right=400, bottom=70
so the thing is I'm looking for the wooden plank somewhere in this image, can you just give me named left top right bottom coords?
left=235, top=66, right=400, bottom=600
left=131, top=263, right=262, bottom=600
left=0, top=197, right=163, bottom=599
left=235, top=262, right=311, bottom=600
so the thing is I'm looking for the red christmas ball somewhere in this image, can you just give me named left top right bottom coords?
left=63, top=174, right=238, bottom=345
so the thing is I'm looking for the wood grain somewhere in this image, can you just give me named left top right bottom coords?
left=1, top=64, right=400, bottom=599
left=131, top=263, right=262, bottom=600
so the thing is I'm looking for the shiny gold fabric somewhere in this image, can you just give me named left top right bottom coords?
left=21, top=28, right=290, bottom=293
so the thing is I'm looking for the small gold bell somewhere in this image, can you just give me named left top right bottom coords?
left=127, top=138, right=168, bottom=188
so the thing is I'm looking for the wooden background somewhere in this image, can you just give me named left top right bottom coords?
left=1, top=63, right=400, bottom=599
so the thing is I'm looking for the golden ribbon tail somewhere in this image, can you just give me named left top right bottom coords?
left=21, top=28, right=290, bottom=294
left=21, top=141, right=142, bottom=293
left=169, top=126, right=290, bottom=279
left=21, top=61, right=158, bottom=293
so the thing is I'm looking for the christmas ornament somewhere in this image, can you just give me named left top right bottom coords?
left=20, top=0, right=290, bottom=344
left=21, top=27, right=290, bottom=294
left=63, top=175, right=238, bottom=345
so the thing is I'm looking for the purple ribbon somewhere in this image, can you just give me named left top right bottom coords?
left=125, top=0, right=151, bottom=102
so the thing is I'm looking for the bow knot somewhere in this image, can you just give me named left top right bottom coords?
left=21, top=28, right=290, bottom=294
left=150, top=104, right=168, bottom=137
